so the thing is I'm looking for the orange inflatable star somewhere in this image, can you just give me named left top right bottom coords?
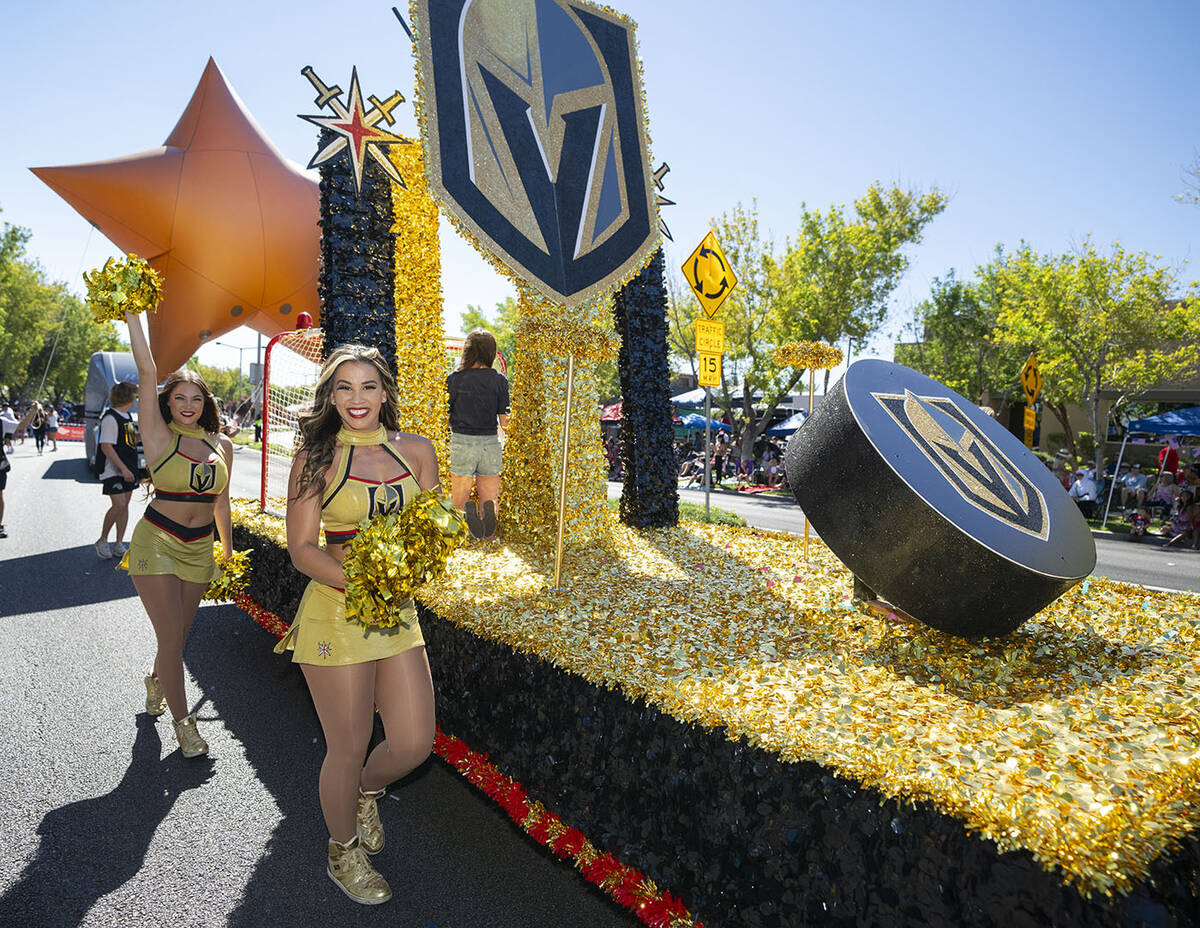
left=32, top=58, right=319, bottom=372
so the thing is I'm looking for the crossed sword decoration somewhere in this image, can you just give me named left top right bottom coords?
left=300, top=65, right=409, bottom=192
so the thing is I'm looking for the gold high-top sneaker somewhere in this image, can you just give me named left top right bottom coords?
left=327, top=835, right=391, bottom=904
left=172, top=715, right=209, bottom=758
left=357, top=787, right=386, bottom=854
left=144, top=674, right=166, bottom=716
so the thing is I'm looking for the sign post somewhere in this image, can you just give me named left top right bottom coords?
left=684, top=232, right=737, bottom=520
left=1020, top=354, right=1041, bottom=449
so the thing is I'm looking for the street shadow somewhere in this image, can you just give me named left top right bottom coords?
left=0, top=546, right=138, bottom=617
left=185, top=605, right=638, bottom=928
left=38, top=457, right=97, bottom=483
left=0, top=714, right=214, bottom=928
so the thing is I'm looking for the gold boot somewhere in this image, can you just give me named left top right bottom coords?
left=327, top=835, right=391, bottom=904
left=172, top=715, right=209, bottom=758
left=356, top=787, right=386, bottom=854
left=144, top=674, right=166, bottom=716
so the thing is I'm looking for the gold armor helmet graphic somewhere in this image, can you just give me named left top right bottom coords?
left=366, top=482, right=403, bottom=519
left=414, top=0, right=659, bottom=306
left=189, top=461, right=218, bottom=495
left=873, top=390, right=1050, bottom=541
left=460, top=0, right=628, bottom=261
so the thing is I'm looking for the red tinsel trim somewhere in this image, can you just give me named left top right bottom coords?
left=232, top=592, right=291, bottom=639
left=235, top=596, right=703, bottom=928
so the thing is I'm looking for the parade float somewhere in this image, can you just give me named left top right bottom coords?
left=51, top=2, right=1200, bottom=925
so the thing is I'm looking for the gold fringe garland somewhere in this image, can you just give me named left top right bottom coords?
left=389, top=143, right=451, bottom=485
left=498, top=285, right=612, bottom=552
left=772, top=340, right=844, bottom=371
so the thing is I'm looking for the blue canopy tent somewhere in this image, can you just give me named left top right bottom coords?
left=1102, top=406, right=1200, bottom=524
left=1127, top=408, right=1200, bottom=436
left=765, top=410, right=807, bottom=436
left=678, top=413, right=732, bottom=432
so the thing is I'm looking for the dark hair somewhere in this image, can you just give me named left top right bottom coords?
left=459, top=329, right=497, bottom=370
left=293, top=345, right=401, bottom=500
left=157, top=370, right=221, bottom=432
left=109, top=381, right=137, bottom=407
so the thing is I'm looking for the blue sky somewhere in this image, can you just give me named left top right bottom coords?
left=3, top=0, right=1199, bottom=378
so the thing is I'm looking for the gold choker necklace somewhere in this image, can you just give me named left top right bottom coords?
left=169, top=421, right=207, bottom=439
left=337, top=425, right=388, bottom=446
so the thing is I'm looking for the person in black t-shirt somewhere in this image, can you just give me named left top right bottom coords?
left=95, top=381, right=141, bottom=559
left=447, top=330, right=509, bottom=539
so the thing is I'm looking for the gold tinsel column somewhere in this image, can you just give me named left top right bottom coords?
left=390, top=144, right=450, bottom=484
left=498, top=286, right=614, bottom=553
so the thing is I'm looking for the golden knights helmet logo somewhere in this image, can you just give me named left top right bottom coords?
left=872, top=390, right=1050, bottom=540
left=189, top=461, right=217, bottom=494
left=414, top=0, right=658, bottom=306
left=367, top=482, right=403, bottom=519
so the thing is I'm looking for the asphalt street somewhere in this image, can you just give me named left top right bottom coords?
left=0, top=441, right=639, bottom=928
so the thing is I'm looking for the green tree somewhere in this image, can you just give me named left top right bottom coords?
left=665, top=265, right=700, bottom=379
left=25, top=286, right=123, bottom=403
left=896, top=269, right=1023, bottom=405
left=667, top=187, right=947, bottom=463
left=185, top=358, right=243, bottom=406
left=0, top=207, right=123, bottom=403
left=983, top=240, right=1200, bottom=476
left=773, top=182, right=948, bottom=394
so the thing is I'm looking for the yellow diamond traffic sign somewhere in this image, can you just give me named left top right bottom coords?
left=1020, top=354, right=1041, bottom=404
left=683, top=230, right=737, bottom=318
left=694, top=318, right=725, bottom=355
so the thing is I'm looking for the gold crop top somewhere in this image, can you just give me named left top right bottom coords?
left=321, top=427, right=421, bottom=545
left=149, top=422, right=229, bottom=502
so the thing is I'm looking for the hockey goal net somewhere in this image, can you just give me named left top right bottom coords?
left=260, top=326, right=325, bottom=512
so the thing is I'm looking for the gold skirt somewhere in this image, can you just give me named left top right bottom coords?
left=274, top=580, right=424, bottom=666
left=126, top=513, right=220, bottom=585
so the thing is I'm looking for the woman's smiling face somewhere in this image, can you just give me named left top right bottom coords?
left=331, top=360, right=383, bottom=430
left=168, top=382, right=206, bottom=425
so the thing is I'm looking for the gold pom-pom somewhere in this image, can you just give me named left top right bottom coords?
left=204, top=543, right=251, bottom=601
left=83, top=254, right=164, bottom=324
left=343, top=491, right=468, bottom=629
left=773, top=340, right=844, bottom=371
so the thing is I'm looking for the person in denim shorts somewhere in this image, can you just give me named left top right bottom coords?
left=447, top=330, right=509, bottom=539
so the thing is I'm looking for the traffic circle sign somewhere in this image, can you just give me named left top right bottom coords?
left=683, top=231, right=737, bottom=318
left=1020, top=354, right=1041, bottom=403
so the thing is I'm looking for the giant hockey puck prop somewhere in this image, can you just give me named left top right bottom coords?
left=786, top=360, right=1095, bottom=637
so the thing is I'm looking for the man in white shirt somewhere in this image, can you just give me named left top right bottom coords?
left=1069, top=469, right=1099, bottom=519
left=46, top=407, right=59, bottom=452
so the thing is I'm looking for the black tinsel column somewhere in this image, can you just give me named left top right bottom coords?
left=317, top=130, right=398, bottom=376
left=612, top=248, right=678, bottom=528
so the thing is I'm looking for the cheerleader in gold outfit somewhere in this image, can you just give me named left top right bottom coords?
left=281, top=344, right=440, bottom=905
left=124, top=310, right=234, bottom=758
